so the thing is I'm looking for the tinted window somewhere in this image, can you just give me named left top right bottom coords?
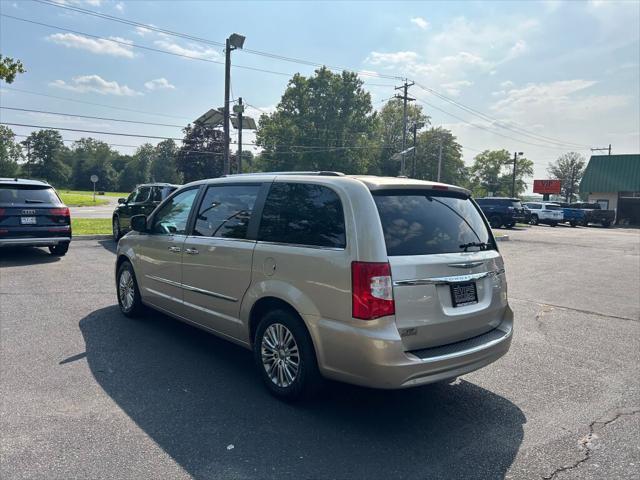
left=374, top=191, right=493, bottom=256
left=545, top=204, right=561, bottom=210
left=193, top=184, right=260, bottom=239
left=259, top=182, right=346, bottom=248
left=0, top=185, right=61, bottom=205
left=150, top=187, right=164, bottom=202
left=151, top=188, right=198, bottom=235
left=132, top=186, right=151, bottom=203
left=526, top=203, right=541, bottom=210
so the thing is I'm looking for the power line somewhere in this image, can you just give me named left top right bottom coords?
left=1, top=106, right=186, bottom=128
left=33, top=0, right=402, bottom=81
left=1, top=87, right=192, bottom=120
left=414, top=82, right=590, bottom=149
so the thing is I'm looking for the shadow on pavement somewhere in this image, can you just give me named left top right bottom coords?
left=97, top=239, right=117, bottom=254
left=78, top=306, right=525, bottom=480
left=0, top=246, right=62, bottom=266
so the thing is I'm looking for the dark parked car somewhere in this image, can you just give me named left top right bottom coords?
left=475, top=197, right=528, bottom=228
left=569, top=202, right=615, bottom=227
left=0, top=178, right=71, bottom=255
left=112, top=183, right=178, bottom=241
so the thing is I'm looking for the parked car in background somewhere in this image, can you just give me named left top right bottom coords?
left=0, top=178, right=71, bottom=255
left=115, top=173, right=513, bottom=400
left=569, top=202, right=615, bottom=227
left=523, top=202, right=564, bottom=226
left=475, top=197, right=528, bottom=228
left=112, top=183, right=179, bottom=241
left=553, top=202, right=587, bottom=227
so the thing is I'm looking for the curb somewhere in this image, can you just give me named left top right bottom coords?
left=495, top=235, right=510, bottom=242
left=73, top=235, right=113, bottom=241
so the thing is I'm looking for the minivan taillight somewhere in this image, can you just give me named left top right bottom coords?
left=351, top=261, right=395, bottom=320
left=50, top=207, right=70, bottom=217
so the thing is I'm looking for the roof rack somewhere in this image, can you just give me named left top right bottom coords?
left=223, top=171, right=345, bottom=177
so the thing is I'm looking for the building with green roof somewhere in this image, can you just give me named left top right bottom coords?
left=580, top=154, right=640, bottom=225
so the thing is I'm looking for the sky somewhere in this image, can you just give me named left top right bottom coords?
left=1, top=0, right=639, bottom=190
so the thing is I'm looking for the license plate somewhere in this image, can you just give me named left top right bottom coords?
left=450, top=282, right=478, bottom=307
left=21, top=216, right=37, bottom=225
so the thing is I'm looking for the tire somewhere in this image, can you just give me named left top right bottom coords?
left=570, top=220, right=577, bottom=227
left=530, top=215, right=539, bottom=225
left=49, top=242, right=69, bottom=256
left=112, top=216, right=121, bottom=242
left=489, top=215, right=502, bottom=229
left=116, top=261, right=144, bottom=318
left=602, top=220, right=611, bottom=228
left=254, top=308, right=322, bottom=401
left=506, top=222, right=515, bottom=229
left=550, top=222, right=557, bottom=227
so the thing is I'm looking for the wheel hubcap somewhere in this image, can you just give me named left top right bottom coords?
left=119, top=270, right=135, bottom=310
left=261, top=323, right=300, bottom=388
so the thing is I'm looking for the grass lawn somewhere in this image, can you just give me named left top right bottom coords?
left=59, top=189, right=128, bottom=198
left=59, top=192, right=109, bottom=207
left=72, top=218, right=112, bottom=235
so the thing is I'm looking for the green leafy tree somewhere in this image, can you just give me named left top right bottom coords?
left=0, top=55, right=26, bottom=84
left=22, top=130, right=70, bottom=186
left=413, top=128, right=467, bottom=186
left=256, top=67, right=379, bottom=173
left=370, top=98, right=429, bottom=176
left=150, top=139, right=181, bottom=183
left=68, top=138, right=118, bottom=191
left=176, top=124, right=225, bottom=182
left=547, top=152, right=586, bottom=202
left=469, top=149, right=533, bottom=197
left=0, top=126, right=22, bottom=177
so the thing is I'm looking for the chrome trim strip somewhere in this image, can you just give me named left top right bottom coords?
left=145, top=287, right=183, bottom=305
left=447, top=261, right=485, bottom=269
left=256, top=240, right=345, bottom=251
left=393, top=268, right=505, bottom=286
left=145, top=274, right=237, bottom=302
left=413, top=328, right=512, bottom=363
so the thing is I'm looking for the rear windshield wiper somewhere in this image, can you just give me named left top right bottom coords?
left=24, top=199, right=45, bottom=203
left=459, top=242, right=489, bottom=252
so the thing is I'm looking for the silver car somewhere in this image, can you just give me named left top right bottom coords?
left=115, top=173, right=513, bottom=400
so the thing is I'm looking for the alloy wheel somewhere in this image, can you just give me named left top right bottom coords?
left=118, top=269, right=135, bottom=311
left=261, top=323, right=300, bottom=388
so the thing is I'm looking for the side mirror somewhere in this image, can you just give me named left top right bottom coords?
left=118, top=198, right=126, bottom=204
left=130, top=215, right=148, bottom=233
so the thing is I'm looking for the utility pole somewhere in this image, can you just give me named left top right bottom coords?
left=394, top=79, right=414, bottom=176
left=223, top=38, right=232, bottom=175
left=511, top=151, right=523, bottom=198
left=237, top=97, right=244, bottom=174
left=591, top=144, right=612, bottom=156
left=412, top=123, right=418, bottom=177
left=437, top=140, right=443, bottom=182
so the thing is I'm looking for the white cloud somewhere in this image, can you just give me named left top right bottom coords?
left=47, top=33, right=134, bottom=58
left=154, top=39, right=220, bottom=60
left=115, top=2, right=124, bottom=11
left=144, top=78, right=175, bottom=91
left=366, top=51, right=419, bottom=66
left=441, top=80, right=474, bottom=96
left=50, top=75, right=142, bottom=96
left=410, top=17, right=429, bottom=30
left=500, top=80, right=515, bottom=88
left=135, top=26, right=152, bottom=36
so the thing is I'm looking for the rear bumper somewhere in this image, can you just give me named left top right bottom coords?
left=307, top=305, right=513, bottom=389
left=0, top=236, right=71, bottom=247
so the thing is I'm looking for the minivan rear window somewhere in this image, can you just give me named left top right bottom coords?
left=373, top=191, right=493, bottom=256
left=0, top=185, right=61, bottom=205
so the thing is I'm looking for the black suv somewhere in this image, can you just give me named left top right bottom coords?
left=0, top=178, right=71, bottom=255
left=475, top=197, right=527, bottom=228
left=112, top=183, right=178, bottom=241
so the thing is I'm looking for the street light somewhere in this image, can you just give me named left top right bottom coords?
left=511, top=151, right=524, bottom=198
left=223, top=33, right=246, bottom=175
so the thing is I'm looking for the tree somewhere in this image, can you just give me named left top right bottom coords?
left=256, top=67, right=379, bottom=173
left=0, top=126, right=22, bottom=177
left=469, top=149, right=534, bottom=197
left=150, top=139, right=181, bottom=183
left=547, top=152, right=586, bottom=202
left=176, top=124, right=225, bottom=182
left=68, top=138, right=118, bottom=191
left=413, top=127, right=466, bottom=185
left=0, top=55, right=26, bottom=84
left=22, top=130, right=70, bottom=186
left=370, top=98, right=429, bottom=176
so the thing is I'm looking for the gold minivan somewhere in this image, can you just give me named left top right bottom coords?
left=115, top=173, right=513, bottom=400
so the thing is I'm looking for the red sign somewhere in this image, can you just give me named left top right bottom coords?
left=533, top=179, right=561, bottom=194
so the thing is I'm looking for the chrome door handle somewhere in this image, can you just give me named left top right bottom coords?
left=185, top=248, right=199, bottom=255
left=168, top=246, right=181, bottom=253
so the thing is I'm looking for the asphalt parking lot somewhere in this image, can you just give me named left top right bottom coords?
left=1, top=226, right=639, bottom=480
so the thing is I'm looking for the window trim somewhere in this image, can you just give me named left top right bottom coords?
left=189, top=182, right=265, bottom=240
left=255, top=181, right=347, bottom=250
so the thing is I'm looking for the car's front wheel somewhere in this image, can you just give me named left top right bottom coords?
left=49, top=242, right=69, bottom=256
left=254, top=308, right=322, bottom=401
left=117, top=261, right=144, bottom=317
left=530, top=215, right=539, bottom=225
left=112, top=216, right=121, bottom=242
left=489, top=215, right=502, bottom=229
